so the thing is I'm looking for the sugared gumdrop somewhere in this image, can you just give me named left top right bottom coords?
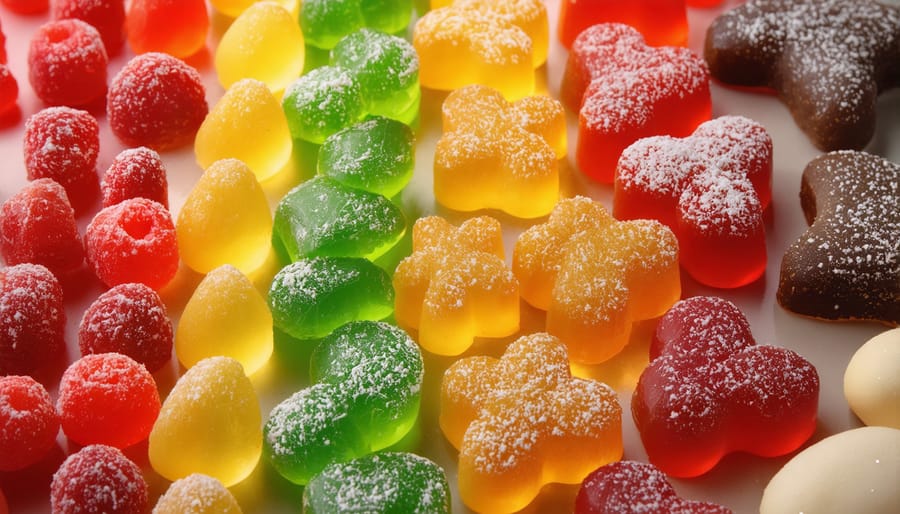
left=28, top=19, right=108, bottom=108
left=0, top=375, right=59, bottom=471
left=51, top=0, right=126, bottom=56
left=50, top=444, right=148, bottom=514
left=153, top=473, right=243, bottom=514
left=0, top=264, right=66, bottom=376
left=101, top=146, right=169, bottom=208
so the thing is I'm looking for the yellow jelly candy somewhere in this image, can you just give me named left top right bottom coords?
left=176, top=159, right=272, bottom=274
left=194, top=79, right=293, bottom=181
left=153, top=473, right=243, bottom=514
left=211, top=0, right=299, bottom=18
left=149, top=357, right=262, bottom=487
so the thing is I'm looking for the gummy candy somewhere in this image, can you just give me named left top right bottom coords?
left=0, top=264, right=66, bottom=376
left=265, top=321, right=423, bottom=485
left=149, top=356, right=262, bottom=487
left=282, top=67, right=362, bottom=145
left=513, top=196, right=680, bottom=364
left=27, top=19, right=108, bottom=107
left=2, top=0, right=48, bottom=14
left=177, top=158, right=272, bottom=274
left=632, top=296, right=820, bottom=477
left=441, top=332, right=622, bottom=514
left=434, top=84, right=565, bottom=218
left=176, top=265, right=273, bottom=375
left=51, top=0, right=126, bottom=56
left=267, top=257, right=394, bottom=340
left=272, top=176, right=406, bottom=262
left=393, top=216, right=519, bottom=356
left=300, top=0, right=413, bottom=50
left=614, top=116, right=772, bottom=288
left=304, top=452, right=451, bottom=513
left=50, top=444, right=148, bottom=514
left=126, top=0, right=209, bottom=58
left=558, top=0, right=688, bottom=48
left=414, top=0, right=548, bottom=100
left=0, top=375, right=59, bottom=471
left=101, top=147, right=169, bottom=209
left=0, top=64, right=16, bottom=118
left=561, top=23, right=710, bottom=183
left=153, top=474, right=243, bottom=514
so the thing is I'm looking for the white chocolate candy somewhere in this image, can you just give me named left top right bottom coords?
left=844, top=328, right=900, bottom=429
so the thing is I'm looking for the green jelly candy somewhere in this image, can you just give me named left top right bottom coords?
left=318, top=116, right=414, bottom=198
left=300, top=0, right=413, bottom=51
left=282, top=66, right=363, bottom=144
left=268, top=257, right=394, bottom=340
left=272, top=176, right=406, bottom=262
left=303, top=452, right=451, bottom=514
left=264, top=321, right=424, bottom=485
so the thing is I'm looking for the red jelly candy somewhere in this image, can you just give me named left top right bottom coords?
left=27, top=18, right=108, bottom=107
left=1, top=0, right=48, bottom=15
left=632, top=296, right=819, bottom=478
left=51, top=0, right=126, bottom=56
left=79, top=283, right=173, bottom=372
left=107, top=52, right=208, bottom=151
left=558, top=0, right=688, bottom=48
left=0, top=64, right=18, bottom=117
left=126, top=0, right=209, bottom=58
left=85, top=198, right=178, bottom=290
left=50, top=444, right=148, bottom=514
left=101, top=147, right=169, bottom=208
left=0, top=264, right=66, bottom=376
left=0, top=179, right=84, bottom=276
left=0, top=19, right=6, bottom=64
left=561, top=23, right=710, bottom=183
left=57, top=353, right=161, bottom=448
left=0, top=375, right=60, bottom=471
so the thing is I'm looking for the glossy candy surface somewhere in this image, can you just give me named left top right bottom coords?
left=0, top=264, right=66, bottom=376
left=558, top=0, right=688, bottom=48
left=0, top=375, right=59, bottom=471
left=300, top=0, right=413, bottom=50
left=126, top=0, right=209, bottom=58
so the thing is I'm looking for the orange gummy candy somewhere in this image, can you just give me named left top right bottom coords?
left=434, top=84, right=566, bottom=218
left=558, top=0, right=688, bottom=48
left=126, top=0, right=209, bottom=58
left=441, top=332, right=622, bottom=514
left=513, top=196, right=680, bottom=364
left=393, top=216, right=519, bottom=356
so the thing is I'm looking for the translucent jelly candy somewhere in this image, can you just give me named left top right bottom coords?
left=318, top=116, right=414, bottom=198
left=51, top=444, right=148, bottom=514
left=195, top=79, right=293, bottom=182
left=558, top=0, right=688, bottom=49
left=0, top=375, right=59, bottom=471
left=126, top=0, right=209, bottom=58
left=300, top=0, right=413, bottom=50
left=0, top=264, right=66, bottom=376
left=434, top=84, right=565, bottom=218
left=177, top=158, right=272, bottom=274
left=272, top=176, right=406, bottom=262
left=149, top=356, right=262, bottom=487
left=441, top=333, right=622, bottom=514
left=215, top=2, right=305, bottom=92
left=632, top=296, right=820, bottom=478
left=265, top=321, right=423, bottom=485
left=51, top=0, right=126, bottom=56
left=393, top=216, right=519, bottom=356
left=304, top=452, right=451, bottom=513
left=267, top=257, right=394, bottom=340
left=561, top=23, right=711, bottom=183
left=614, top=116, right=773, bottom=288
left=575, top=461, right=732, bottom=514
left=414, top=0, right=548, bottom=100
left=101, top=147, right=169, bottom=208
left=57, top=353, right=161, bottom=449
left=513, top=196, right=680, bottom=364
left=282, top=66, right=362, bottom=145
left=28, top=19, right=108, bottom=107
left=153, top=474, right=243, bottom=514
left=176, top=265, right=273, bottom=375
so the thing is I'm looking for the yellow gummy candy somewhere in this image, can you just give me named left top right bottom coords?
left=195, top=79, right=293, bottom=181
left=211, top=0, right=300, bottom=18
left=177, top=158, right=272, bottom=274
left=149, top=357, right=262, bottom=487
left=153, top=473, right=243, bottom=514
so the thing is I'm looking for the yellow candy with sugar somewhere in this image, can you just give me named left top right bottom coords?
left=153, top=473, right=243, bottom=514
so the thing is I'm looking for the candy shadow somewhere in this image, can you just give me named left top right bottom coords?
left=0, top=443, right=65, bottom=513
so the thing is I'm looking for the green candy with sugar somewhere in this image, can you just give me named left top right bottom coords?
left=300, top=0, right=413, bottom=51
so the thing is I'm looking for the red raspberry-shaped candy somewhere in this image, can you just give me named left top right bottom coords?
left=107, top=52, right=208, bottom=151
left=84, top=198, right=178, bottom=290
left=0, top=64, right=18, bottom=119
left=0, top=375, right=60, bottom=471
left=101, top=147, right=169, bottom=208
left=1, top=0, right=48, bottom=15
left=50, top=444, right=149, bottom=514
left=126, top=0, right=209, bottom=58
left=51, top=0, right=126, bottom=56
left=79, top=283, right=173, bottom=372
left=27, top=18, right=108, bottom=107
left=0, top=264, right=66, bottom=376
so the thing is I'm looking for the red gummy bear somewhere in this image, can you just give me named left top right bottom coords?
left=561, top=23, right=710, bottom=183
left=558, top=0, right=688, bottom=49
left=614, top=116, right=772, bottom=288
left=632, top=296, right=819, bottom=478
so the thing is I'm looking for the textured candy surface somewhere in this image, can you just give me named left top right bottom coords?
left=50, top=444, right=148, bottom=514
left=282, top=66, right=362, bottom=145
left=153, top=473, right=243, bottom=514
left=441, top=332, right=622, bottom=514
left=0, top=375, right=59, bottom=471
left=558, top=0, right=688, bottom=48
left=0, top=264, right=66, bottom=376
left=51, top=0, right=126, bottom=56
left=126, top=0, right=209, bottom=58
left=300, top=0, right=413, bottom=50
left=27, top=19, right=108, bottom=107
left=101, top=147, right=169, bottom=208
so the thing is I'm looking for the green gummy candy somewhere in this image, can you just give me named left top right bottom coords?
left=301, top=0, right=413, bottom=50
left=303, top=452, right=451, bottom=514
left=264, top=321, right=424, bottom=485
left=282, top=66, right=363, bottom=144
left=318, top=116, right=414, bottom=198
left=268, top=256, right=394, bottom=340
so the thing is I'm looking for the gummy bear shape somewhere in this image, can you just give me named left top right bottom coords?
left=441, top=332, right=622, bottom=514
left=558, top=0, right=688, bottom=48
left=614, top=116, right=772, bottom=288
left=300, top=0, right=413, bottom=50
left=434, top=84, right=566, bottom=218
left=561, top=23, right=710, bottom=183
left=264, top=321, right=423, bottom=485
left=393, top=216, right=519, bottom=356
left=413, top=0, right=548, bottom=100
left=513, top=196, right=680, bottom=364
left=632, top=296, right=820, bottom=478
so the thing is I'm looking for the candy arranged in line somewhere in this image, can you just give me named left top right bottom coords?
left=51, top=444, right=149, bottom=514
left=27, top=19, right=108, bottom=108
left=101, top=146, right=169, bottom=209
left=300, top=0, right=414, bottom=50
left=558, top=0, right=688, bottom=48
left=126, top=0, right=209, bottom=58
left=153, top=473, right=243, bottom=514
left=0, top=264, right=66, bottom=376
left=0, top=375, right=59, bottom=471
left=844, top=328, right=900, bottom=429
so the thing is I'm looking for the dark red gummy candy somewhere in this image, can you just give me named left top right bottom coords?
left=50, top=444, right=148, bottom=514
left=101, top=146, right=169, bottom=208
left=0, top=64, right=17, bottom=117
left=0, top=375, right=60, bottom=471
left=27, top=18, right=108, bottom=107
left=0, top=264, right=66, bottom=376
left=51, top=0, right=126, bottom=56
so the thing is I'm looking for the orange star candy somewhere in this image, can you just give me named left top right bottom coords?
left=441, top=332, right=622, bottom=514
left=434, top=84, right=566, bottom=219
left=513, top=196, right=680, bottom=364
left=393, top=216, right=519, bottom=356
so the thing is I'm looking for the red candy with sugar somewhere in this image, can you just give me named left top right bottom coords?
left=50, top=444, right=148, bottom=514
left=632, top=296, right=819, bottom=478
left=101, top=147, right=169, bottom=208
left=0, top=375, right=60, bottom=471
left=0, top=264, right=66, bottom=376
left=1, top=0, right=48, bottom=15
left=27, top=19, right=108, bottom=107
left=51, top=0, right=127, bottom=56
left=558, top=0, right=688, bottom=48
left=126, top=0, right=209, bottom=58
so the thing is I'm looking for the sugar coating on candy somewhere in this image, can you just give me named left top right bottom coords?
left=50, top=444, right=148, bottom=514
left=153, top=473, right=243, bottom=514
left=393, top=216, right=519, bottom=356
left=102, top=147, right=168, bottom=208
left=441, top=333, right=622, bottom=514
left=126, top=0, right=209, bottom=58
left=51, top=0, right=126, bottom=56
left=27, top=18, right=108, bottom=107
left=264, top=321, right=424, bottom=485
left=558, top=0, right=688, bottom=48
left=705, top=0, right=900, bottom=151
left=300, top=0, right=413, bottom=50
left=0, top=264, right=66, bottom=376
left=282, top=66, right=362, bottom=145
left=0, top=375, right=59, bottom=471
left=633, top=296, right=820, bottom=478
